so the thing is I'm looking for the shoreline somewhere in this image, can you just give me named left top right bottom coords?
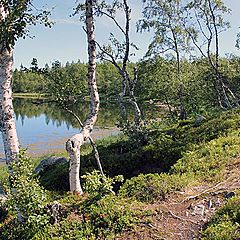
left=0, top=127, right=119, bottom=164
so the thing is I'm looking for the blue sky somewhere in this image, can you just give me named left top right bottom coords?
left=14, top=0, right=240, bottom=69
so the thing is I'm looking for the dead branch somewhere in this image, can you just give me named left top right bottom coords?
left=168, top=210, right=198, bottom=225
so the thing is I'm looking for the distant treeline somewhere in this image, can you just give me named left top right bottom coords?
left=13, top=59, right=126, bottom=98
left=13, top=56, right=240, bottom=114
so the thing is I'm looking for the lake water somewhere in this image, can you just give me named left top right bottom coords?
left=0, top=98, right=161, bottom=161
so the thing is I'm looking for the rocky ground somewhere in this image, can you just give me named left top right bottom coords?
left=117, top=158, right=240, bottom=240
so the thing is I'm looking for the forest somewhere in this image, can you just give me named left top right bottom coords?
left=0, top=0, right=240, bottom=239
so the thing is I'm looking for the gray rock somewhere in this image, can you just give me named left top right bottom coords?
left=195, top=114, right=206, bottom=125
left=35, top=156, right=68, bottom=174
left=193, top=204, right=205, bottom=215
left=225, top=191, right=235, bottom=199
left=0, top=186, right=7, bottom=202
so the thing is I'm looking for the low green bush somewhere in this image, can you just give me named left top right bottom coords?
left=82, top=170, right=124, bottom=198
left=201, top=196, right=240, bottom=240
left=119, top=112, right=240, bottom=203
left=1, top=168, right=141, bottom=239
left=0, top=149, right=51, bottom=240
left=119, top=173, right=189, bottom=203
left=172, top=130, right=240, bottom=181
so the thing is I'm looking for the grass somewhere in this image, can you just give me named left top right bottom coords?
left=13, top=92, right=47, bottom=99
left=23, top=109, right=240, bottom=198
left=0, top=164, right=8, bottom=186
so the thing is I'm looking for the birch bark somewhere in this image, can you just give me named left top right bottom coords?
left=66, top=0, right=99, bottom=193
left=0, top=5, right=19, bottom=164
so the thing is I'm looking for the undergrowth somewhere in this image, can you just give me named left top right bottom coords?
left=119, top=110, right=240, bottom=202
left=200, top=194, right=240, bottom=240
left=1, top=109, right=240, bottom=238
left=0, top=161, right=145, bottom=239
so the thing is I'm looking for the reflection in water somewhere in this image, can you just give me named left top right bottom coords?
left=0, top=98, right=161, bottom=160
left=14, top=98, right=120, bottom=129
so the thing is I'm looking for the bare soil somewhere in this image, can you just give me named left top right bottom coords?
left=116, top=158, right=240, bottom=240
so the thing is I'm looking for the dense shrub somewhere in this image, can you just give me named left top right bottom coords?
left=0, top=149, right=51, bottom=239
left=119, top=173, right=189, bottom=203
left=0, top=168, right=140, bottom=239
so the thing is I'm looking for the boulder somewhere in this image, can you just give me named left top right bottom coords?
left=35, top=156, right=68, bottom=174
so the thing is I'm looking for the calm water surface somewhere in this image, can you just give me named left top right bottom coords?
left=0, top=98, right=161, bottom=161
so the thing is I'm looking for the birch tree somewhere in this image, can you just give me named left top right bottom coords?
left=138, top=0, right=192, bottom=120
left=0, top=1, right=50, bottom=164
left=66, top=0, right=100, bottom=194
left=0, top=4, right=19, bottom=164
left=186, top=0, right=238, bottom=109
left=93, top=0, right=141, bottom=130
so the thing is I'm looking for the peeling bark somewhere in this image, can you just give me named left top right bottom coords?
left=0, top=5, right=19, bottom=164
left=66, top=0, right=99, bottom=193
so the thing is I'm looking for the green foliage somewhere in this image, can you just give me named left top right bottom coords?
left=0, top=149, right=51, bottom=239
left=41, top=194, right=138, bottom=240
left=13, top=60, right=122, bottom=99
left=45, top=219, right=95, bottom=240
left=13, top=69, right=46, bottom=93
left=82, top=170, right=124, bottom=198
left=2, top=107, right=240, bottom=238
left=119, top=173, right=188, bottom=203
left=37, top=109, right=240, bottom=199
left=116, top=109, right=240, bottom=202
left=0, top=163, right=8, bottom=186
left=139, top=0, right=191, bottom=58
left=201, top=196, right=240, bottom=240
left=13, top=54, right=240, bottom=116
left=0, top=1, right=52, bottom=51
left=45, top=61, right=88, bottom=108
left=172, top=130, right=240, bottom=180
left=0, top=162, right=138, bottom=239
left=137, top=55, right=240, bottom=116
left=81, top=195, right=136, bottom=239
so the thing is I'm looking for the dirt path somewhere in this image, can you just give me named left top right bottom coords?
left=117, top=158, right=240, bottom=240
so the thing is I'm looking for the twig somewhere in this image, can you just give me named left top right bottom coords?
left=142, top=222, right=158, bottom=229
left=88, top=136, right=104, bottom=176
left=181, top=177, right=231, bottom=203
left=168, top=210, right=198, bottom=225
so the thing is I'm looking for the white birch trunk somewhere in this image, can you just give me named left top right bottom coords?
left=128, top=67, right=141, bottom=129
left=66, top=0, right=99, bottom=193
left=0, top=5, right=19, bottom=164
